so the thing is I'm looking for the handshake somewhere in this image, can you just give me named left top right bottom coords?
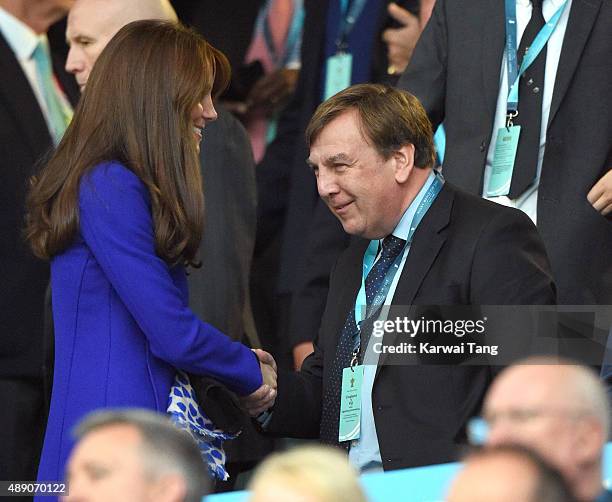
left=241, top=349, right=278, bottom=417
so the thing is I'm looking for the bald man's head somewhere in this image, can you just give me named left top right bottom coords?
left=65, top=0, right=177, bottom=90
left=483, top=358, right=610, bottom=501
left=447, top=445, right=576, bottom=502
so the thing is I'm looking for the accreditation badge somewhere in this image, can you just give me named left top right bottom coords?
left=486, top=125, right=521, bottom=197
left=338, top=364, right=364, bottom=442
left=324, top=53, right=353, bottom=100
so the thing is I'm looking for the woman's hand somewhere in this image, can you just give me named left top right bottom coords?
left=240, top=349, right=278, bottom=416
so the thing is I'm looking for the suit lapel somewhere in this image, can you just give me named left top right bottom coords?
left=327, top=238, right=369, bottom=349
left=547, top=0, right=601, bottom=127
left=375, top=185, right=454, bottom=373
left=481, top=0, right=506, bottom=125
left=0, top=32, right=52, bottom=162
left=393, top=184, right=453, bottom=305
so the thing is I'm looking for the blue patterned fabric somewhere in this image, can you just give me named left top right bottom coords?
left=167, top=371, right=239, bottom=481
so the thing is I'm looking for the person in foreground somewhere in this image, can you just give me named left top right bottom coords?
left=482, top=357, right=611, bottom=502
left=248, top=445, right=367, bottom=502
left=26, top=20, right=276, bottom=488
left=243, top=84, right=556, bottom=472
left=62, top=409, right=208, bottom=502
left=447, top=444, right=577, bottom=502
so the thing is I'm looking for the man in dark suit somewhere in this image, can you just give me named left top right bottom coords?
left=398, top=0, right=612, bottom=306
left=243, top=84, right=556, bottom=471
left=253, top=0, right=427, bottom=370
left=0, top=0, right=79, bottom=485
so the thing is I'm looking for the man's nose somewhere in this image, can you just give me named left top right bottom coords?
left=65, top=47, right=82, bottom=75
left=316, top=169, right=340, bottom=198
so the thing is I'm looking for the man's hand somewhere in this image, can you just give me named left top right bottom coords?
left=382, top=3, right=422, bottom=74
left=246, top=68, right=299, bottom=116
left=587, top=169, right=612, bottom=216
left=253, top=348, right=277, bottom=374
left=240, top=349, right=278, bottom=417
left=293, top=341, right=314, bottom=370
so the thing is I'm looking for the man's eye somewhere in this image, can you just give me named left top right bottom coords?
left=86, top=466, right=110, bottom=481
left=76, top=38, right=93, bottom=47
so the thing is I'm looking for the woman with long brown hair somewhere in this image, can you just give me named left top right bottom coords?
left=27, top=20, right=273, bottom=484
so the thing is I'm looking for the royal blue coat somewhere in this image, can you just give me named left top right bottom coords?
left=36, top=162, right=262, bottom=489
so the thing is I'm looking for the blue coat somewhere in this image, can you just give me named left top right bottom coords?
left=36, top=162, right=262, bottom=488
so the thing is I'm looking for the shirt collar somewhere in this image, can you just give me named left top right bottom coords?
left=0, top=6, right=44, bottom=61
left=389, top=169, right=437, bottom=242
left=516, top=0, right=566, bottom=9
left=548, top=0, right=566, bottom=10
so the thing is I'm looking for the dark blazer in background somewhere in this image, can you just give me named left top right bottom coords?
left=171, top=1, right=271, bottom=473
left=189, top=105, right=258, bottom=346
left=267, top=183, right=557, bottom=469
left=398, top=0, right=612, bottom=305
left=188, top=105, right=271, bottom=472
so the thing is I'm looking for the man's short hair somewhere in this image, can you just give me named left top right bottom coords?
left=468, top=445, right=578, bottom=502
left=74, top=409, right=208, bottom=502
left=305, top=83, right=436, bottom=168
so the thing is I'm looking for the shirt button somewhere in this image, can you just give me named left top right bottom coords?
left=479, top=141, right=486, bottom=152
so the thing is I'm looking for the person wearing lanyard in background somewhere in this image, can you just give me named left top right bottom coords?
left=398, top=0, right=612, bottom=308
left=253, top=0, right=432, bottom=373
left=243, top=83, right=556, bottom=472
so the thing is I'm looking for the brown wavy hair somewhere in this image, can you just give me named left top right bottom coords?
left=26, top=20, right=229, bottom=266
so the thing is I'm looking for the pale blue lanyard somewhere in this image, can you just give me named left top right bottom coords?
left=352, top=174, right=445, bottom=355
left=504, top=0, right=567, bottom=117
left=336, top=0, right=368, bottom=51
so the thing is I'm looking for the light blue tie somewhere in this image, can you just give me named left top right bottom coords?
left=31, top=39, right=72, bottom=145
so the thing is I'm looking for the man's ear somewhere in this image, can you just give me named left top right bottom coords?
left=573, top=416, right=606, bottom=467
left=149, top=473, right=188, bottom=502
left=393, top=143, right=415, bottom=184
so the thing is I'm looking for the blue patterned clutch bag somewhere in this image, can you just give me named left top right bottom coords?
left=167, top=370, right=240, bottom=481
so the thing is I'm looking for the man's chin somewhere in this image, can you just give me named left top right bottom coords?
left=338, top=220, right=362, bottom=237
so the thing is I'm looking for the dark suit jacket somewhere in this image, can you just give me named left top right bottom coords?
left=267, top=183, right=556, bottom=470
left=189, top=105, right=258, bottom=346
left=187, top=106, right=269, bottom=465
left=0, top=27, right=78, bottom=379
left=398, top=0, right=612, bottom=305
